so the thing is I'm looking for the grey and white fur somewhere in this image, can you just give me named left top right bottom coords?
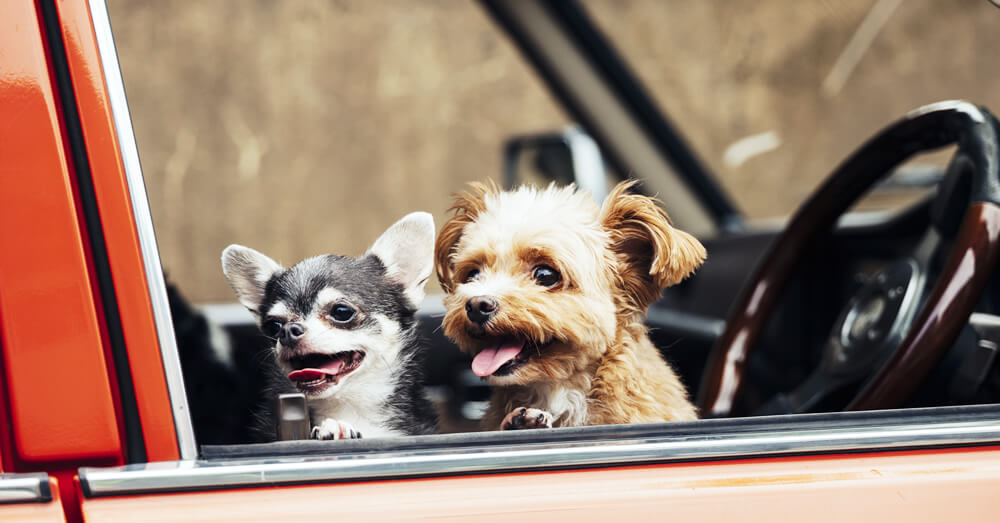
left=221, top=212, right=438, bottom=439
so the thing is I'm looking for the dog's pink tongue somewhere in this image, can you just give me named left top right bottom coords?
left=471, top=340, right=524, bottom=377
left=287, top=359, right=346, bottom=382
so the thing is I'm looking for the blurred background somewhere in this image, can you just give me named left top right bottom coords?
left=108, top=0, right=1000, bottom=304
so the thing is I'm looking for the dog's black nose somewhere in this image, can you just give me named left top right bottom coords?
left=280, top=322, right=306, bottom=346
left=466, top=295, right=498, bottom=324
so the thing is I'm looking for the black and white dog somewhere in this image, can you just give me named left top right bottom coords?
left=221, top=212, right=438, bottom=439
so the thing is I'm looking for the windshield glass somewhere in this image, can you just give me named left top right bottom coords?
left=584, top=0, right=1000, bottom=220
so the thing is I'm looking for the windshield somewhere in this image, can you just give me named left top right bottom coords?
left=584, top=0, right=1000, bottom=220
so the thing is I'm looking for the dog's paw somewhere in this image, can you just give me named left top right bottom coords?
left=500, top=407, right=554, bottom=430
left=311, top=419, right=363, bottom=440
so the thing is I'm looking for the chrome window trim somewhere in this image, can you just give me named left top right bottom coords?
left=87, top=0, right=198, bottom=460
left=0, top=473, right=52, bottom=505
left=79, top=406, right=1000, bottom=497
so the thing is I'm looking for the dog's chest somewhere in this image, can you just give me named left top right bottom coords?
left=303, top=341, right=417, bottom=437
left=308, top=393, right=403, bottom=438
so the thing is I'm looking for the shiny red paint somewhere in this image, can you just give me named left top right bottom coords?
left=52, top=0, right=180, bottom=463
left=0, top=0, right=122, bottom=467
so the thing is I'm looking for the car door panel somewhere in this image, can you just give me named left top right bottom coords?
left=78, top=447, right=1000, bottom=522
left=77, top=407, right=1000, bottom=520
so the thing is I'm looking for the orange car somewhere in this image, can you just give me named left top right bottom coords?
left=3, top=1, right=1000, bottom=521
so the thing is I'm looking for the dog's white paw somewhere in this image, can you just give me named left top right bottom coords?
left=500, top=407, right=554, bottom=430
left=311, top=419, right=363, bottom=440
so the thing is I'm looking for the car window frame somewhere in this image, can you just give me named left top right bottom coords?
left=86, top=0, right=1000, bottom=482
left=89, top=0, right=197, bottom=461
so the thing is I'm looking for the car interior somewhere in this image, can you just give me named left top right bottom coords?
left=110, top=0, right=1000, bottom=457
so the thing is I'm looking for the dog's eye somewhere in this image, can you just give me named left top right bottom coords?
left=532, top=265, right=561, bottom=288
left=262, top=320, right=283, bottom=337
left=462, top=268, right=480, bottom=283
left=330, top=304, right=356, bottom=323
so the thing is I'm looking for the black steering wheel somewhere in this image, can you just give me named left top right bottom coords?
left=697, top=101, right=1000, bottom=418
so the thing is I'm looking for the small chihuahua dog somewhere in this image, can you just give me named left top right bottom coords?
left=222, top=212, right=438, bottom=439
left=435, top=181, right=705, bottom=430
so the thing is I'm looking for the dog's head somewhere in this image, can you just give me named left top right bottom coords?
left=221, top=212, right=435, bottom=399
left=435, top=181, right=705, bottom=386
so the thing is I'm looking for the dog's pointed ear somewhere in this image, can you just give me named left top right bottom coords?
left=600, top=181, right=706, bottom=310
left=221, top=244, right=283, bottom=314
left=434, top=182, right=494, bottom=293
left=368, top=212, right=436, bottom=306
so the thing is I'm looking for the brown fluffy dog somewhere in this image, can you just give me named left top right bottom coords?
left=435, top=180, right=706, bottom=430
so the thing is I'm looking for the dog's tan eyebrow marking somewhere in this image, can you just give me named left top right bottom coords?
left=515, top=246, right=553, bottom=264
left=453, top=261, right=479, bottom=281
left=454, top=248, right=496, bottom=271
left=514, top=246, right=575, bottom=289
left=515, top=246, right=566, bottom=273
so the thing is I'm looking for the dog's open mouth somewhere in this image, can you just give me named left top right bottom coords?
left=286, top=351, right=365, bottom=392
left=471, top=337, right=548, bottom=377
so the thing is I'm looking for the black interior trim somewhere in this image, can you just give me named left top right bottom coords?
left=37, top=0, right=147, bottom=464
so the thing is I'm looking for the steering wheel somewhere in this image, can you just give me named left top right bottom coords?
left=697, top=101, right=1000, bottom=418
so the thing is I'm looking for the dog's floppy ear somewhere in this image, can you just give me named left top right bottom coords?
left=221, top=244, right=283, bottom=314
left=600, top=181, right=706, bottom=311
left=368, top=212, right=436, bottom=306
left=434, top=182, right=493, bottom=293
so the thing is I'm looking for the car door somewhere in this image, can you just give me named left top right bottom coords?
left=77, top=410, right=1000, bottom=521
left=43, top=0, right=1000, bottom=520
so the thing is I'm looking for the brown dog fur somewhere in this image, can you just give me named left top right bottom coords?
left=435, top=180, right=706, bottom=429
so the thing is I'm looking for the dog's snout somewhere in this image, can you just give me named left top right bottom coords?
left=280, top=322, right=307, bottom=346
left=466, top=295, right=498, bottom=324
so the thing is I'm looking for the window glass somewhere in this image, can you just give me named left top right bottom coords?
left=107, top=0, right=1000, bottom=449
left=584, top=0, right=1000, bottom=221
left=110, top=0, right=576, bottom=444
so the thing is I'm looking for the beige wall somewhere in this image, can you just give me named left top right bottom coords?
left=586, top=0, right=1000, bottom=217
left=109, top=0, right=1000, bottom=303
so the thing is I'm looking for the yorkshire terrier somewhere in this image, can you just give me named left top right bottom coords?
left=435, top=181, right=705, bottom=430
